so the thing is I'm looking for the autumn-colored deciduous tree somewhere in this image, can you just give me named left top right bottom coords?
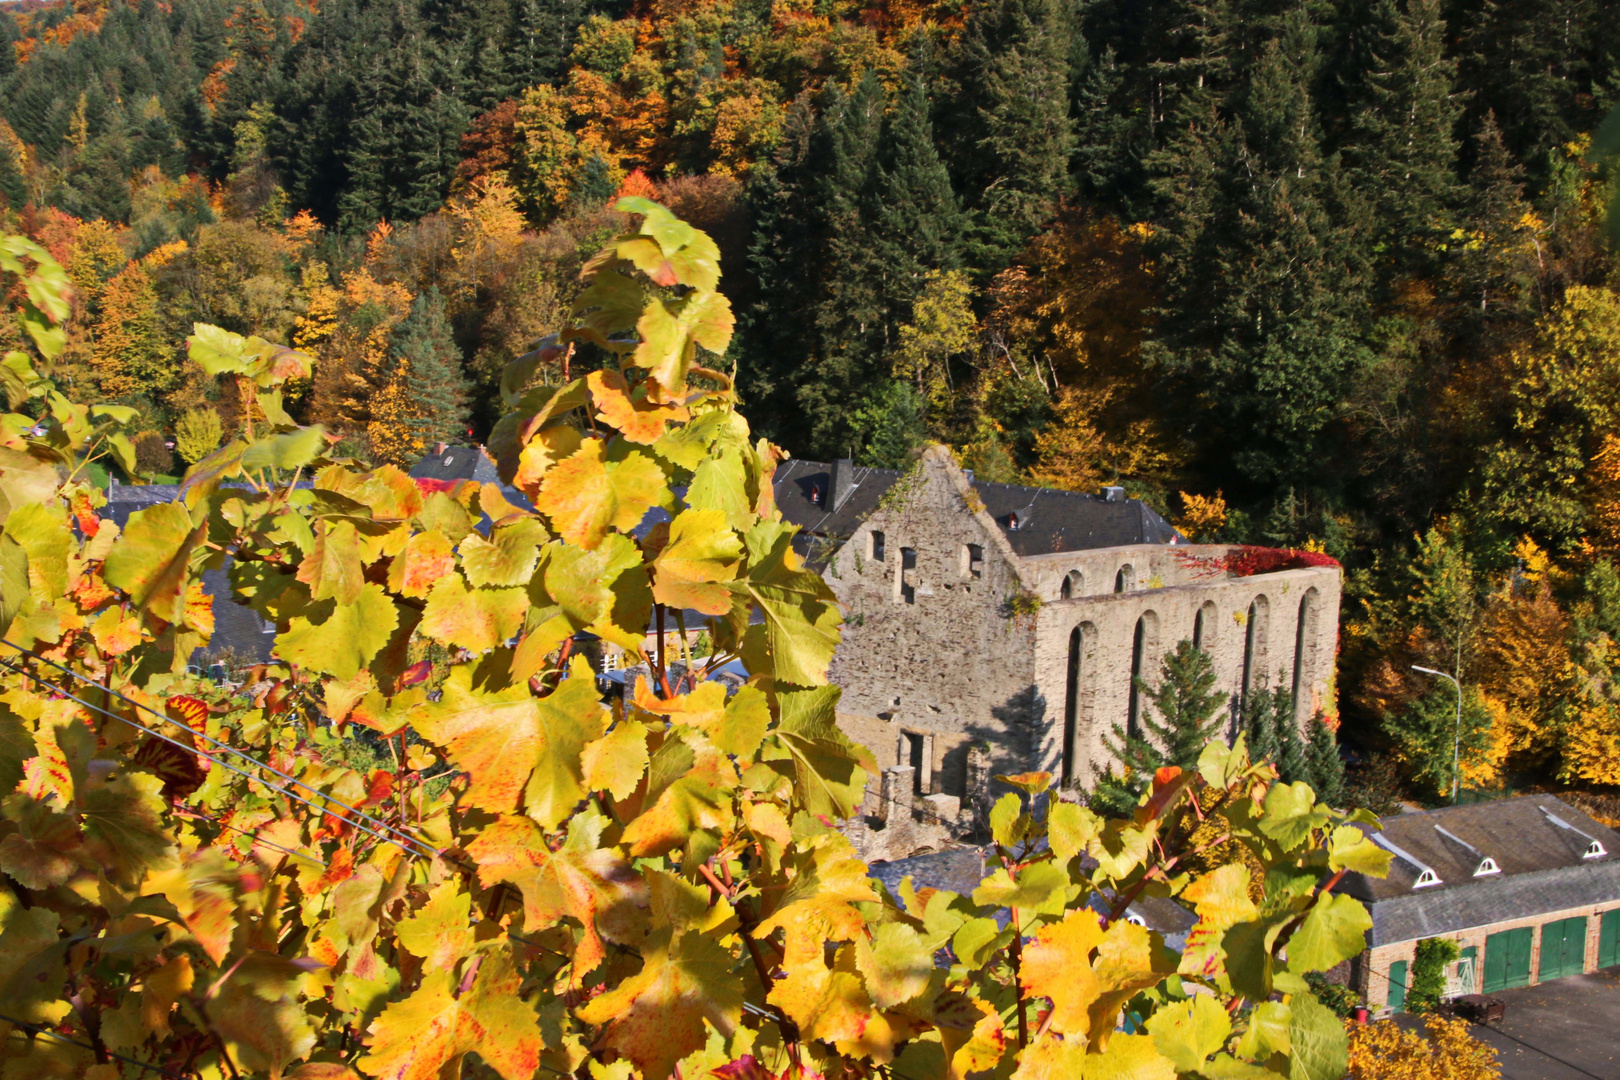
left=1347, top=1015, right=1502, bottom=1079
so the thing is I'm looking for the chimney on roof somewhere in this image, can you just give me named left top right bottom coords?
left=436, top=442, right=448, bottom=454
left=829, top=458, right=856, bottom=512
left=1100, top=485, right=1126, bottom=503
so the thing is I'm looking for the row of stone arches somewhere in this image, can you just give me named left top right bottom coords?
left=1058, top=587, right=1322, bottom=787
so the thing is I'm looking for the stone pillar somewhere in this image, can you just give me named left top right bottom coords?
left=880, top=765, right=915, bottom=822
left=965, top=743, right=992, bottom=838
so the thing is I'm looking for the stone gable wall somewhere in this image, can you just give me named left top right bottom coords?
left=823, top=450, right=1040, bottom=793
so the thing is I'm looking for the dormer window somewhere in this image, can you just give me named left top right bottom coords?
left=1414, top=868, right=1443, bottom=888
left=1007, top=512, right=1021, bottom=531
left=810, top=484, right=823, bottom=506
left=1474, top=858, right=1500, bottom=876
left=1586, top=840, right=1607, bottom=859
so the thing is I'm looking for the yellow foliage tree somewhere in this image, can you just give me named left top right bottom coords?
left=1176, top=491, right=1228, bottom=541
left=1347, top=1016, right=1501, bottom=1080
left=293, top=261, right=340, bottom=351
left=512, top=83, right=584, bottom=223
left=89, top=240, right=185, bottom=401
left=893, top=268, right=975, bottom=414
left=307, top=268, right=412, bottom=436
left=1029, top=383, right=1184, bottom=494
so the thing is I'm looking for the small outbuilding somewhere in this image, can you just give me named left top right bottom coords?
left=1336, top=795, right=1620, bottom=1015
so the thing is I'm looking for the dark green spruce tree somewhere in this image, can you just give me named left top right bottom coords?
left=873, top=75, right=967, bottom=311
left=1347, top=0, right=1461, bottom=284
left=1305, top=711, right=1347, bottom=805
left=393, top=288, right=471, bottom=450
left=1147, top=6, right=1372, bottom=498
left=947, top=0, right=1076, bottom=275
left=1093, top=640, right=1226, bottom=815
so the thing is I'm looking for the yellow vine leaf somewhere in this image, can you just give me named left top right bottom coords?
left=1020, top=907, right=1106, bottom=1035
left=536, top=438, right=670, bottom=549
left=652, top=507, right=743, bottom=615
left=577, top=930, right=742, bottom=1080
left=359, top=949, right=543, bottom=1080
left=393, top=881, right=475, bottom=971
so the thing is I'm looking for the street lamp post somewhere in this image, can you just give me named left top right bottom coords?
left=1412, top=665, right=1462, bottom=805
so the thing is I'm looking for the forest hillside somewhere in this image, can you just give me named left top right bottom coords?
left=5, top=0, right=1620, bottom=803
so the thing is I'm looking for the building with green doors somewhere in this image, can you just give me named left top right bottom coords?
left=1333, top=796, right=1620, bottom=1016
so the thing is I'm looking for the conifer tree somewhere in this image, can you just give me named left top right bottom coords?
left=503, top=0, right=589, bottom=91
left=1348, top=0, right=1461, bottom=282
left=1094, top=640, right=1225, bottom=813
left=1272, top=688, right=1307, bottom=783
left=1305, top=711, right=1347, bottom=805
left=873, top=76, right=967, bottom=312
left=1244, top=686, right=1281, bottom=768
left=386, top=287, right=470, bottom=458
left=949, top=0, right=1077, bottom=274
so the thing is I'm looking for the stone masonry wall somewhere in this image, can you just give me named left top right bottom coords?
left=1032, top=559, right=1342, bottom=786
left=824, top=448, right=1040, bottom=796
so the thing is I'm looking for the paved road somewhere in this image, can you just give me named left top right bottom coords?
left=1420, top=969, right=1620, bottom=1080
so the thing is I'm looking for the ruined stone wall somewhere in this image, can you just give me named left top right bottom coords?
left=824, top=449, right=1040, bottom=796
left=1031, top=562, right=1342, bottom=786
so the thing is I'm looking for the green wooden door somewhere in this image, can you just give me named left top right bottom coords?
left=1386, top=960, right=1408, bottom=1013
left=1484, top=928, right=1534, bottom=992
left=1539, top=917, right=1588, bottom=981
left=1600, top=910, right=1620, bottom=969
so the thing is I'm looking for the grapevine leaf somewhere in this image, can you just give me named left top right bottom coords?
left=0, top=794, right=85, bottom=888
left=1178, top=863, right=1259, bottom=980
left=652, top=508, right=742, bottom=615
left=1087, top=920, right=1179, bottom=1041
left=738, top=520, right=840, bottom=687
left=1147, top=994, right=1232, bottom=1072
left=208, top=952, right=317, bottom=1080
left=275, top=583, right=399, bottom=681
left=460, top=518, right=546, bottom=588
left=467, top=815, right=648, bottom=976
left=360, top=949, right=543, bottom=1080
left=1287, top=993, right=1347, bottom=1080
left=769, top=684, right=868, bottom=820
left=412, top=657, right=605, bottom=821
left=386, top=529, right=455, bottom=599
left=297, top=519, right=364, bottom=604
left=1281, top=892, right=1372, bottom=975
left=1327, top=825, right=1392, bottom=876
left=971, top=861, right=1069, bottom=916
left=1259, top=783, right=1330, bottom=850
left=578, top=930, right=742, bottom=1080
left=1048, top=801, right=1102, bottom=862
left=588, top=369, right=689, bottom=443
left=419, top=573, right=527, bottom=654
left=1019, top=907, right=1105, bottom=1035
left=80, top=769, right=173, bottom=886
left=394, top=880, right=475, bottom=971
left=536, top=438, right=670, bottom=550
left=581, top=720, right=650, bottom=800
left=242, top=424, right=328, bottom=471
left=1087, top=1032, right=1178, bottom=1080
left=103, top=501, right=205, bottom=624
left=619, top=750, right=732, bottom=857
left=853, top=922, right=934, bottom=1009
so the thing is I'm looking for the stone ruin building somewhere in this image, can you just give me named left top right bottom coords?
left=774, top=446, right=1342, bottom=859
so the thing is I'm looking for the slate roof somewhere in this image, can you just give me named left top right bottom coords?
left=407, top=444, right=503, bottom=486
left=773, top=459, right=1180, bottom=559
left=102, top=484, right=278, bottom=665
left=1335, top=796, right=1620, bottom=946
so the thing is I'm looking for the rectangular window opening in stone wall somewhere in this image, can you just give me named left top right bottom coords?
left=964, top=544, right=983, bottom=580
left=899, top=548, right=916, bottom=604
left=870, top=530, right=885, bottom=562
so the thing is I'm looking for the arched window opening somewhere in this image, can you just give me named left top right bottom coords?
left=1292, top=589, right=1320, bottom=722
left=1062, top=626, right=1082, bottom=786
left=1193, top=601, right=1217, bottom=652
left=1241, top=596, right=1270, bottom=718
left=1128, top=619, right=1146, bottom=739
left=1115, top=565, right=1134, bottom=593
left=1061, top=570, right=1082, bottom=599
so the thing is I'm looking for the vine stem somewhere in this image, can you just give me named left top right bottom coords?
left=1009, top=906, right=1028, bottom=1048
